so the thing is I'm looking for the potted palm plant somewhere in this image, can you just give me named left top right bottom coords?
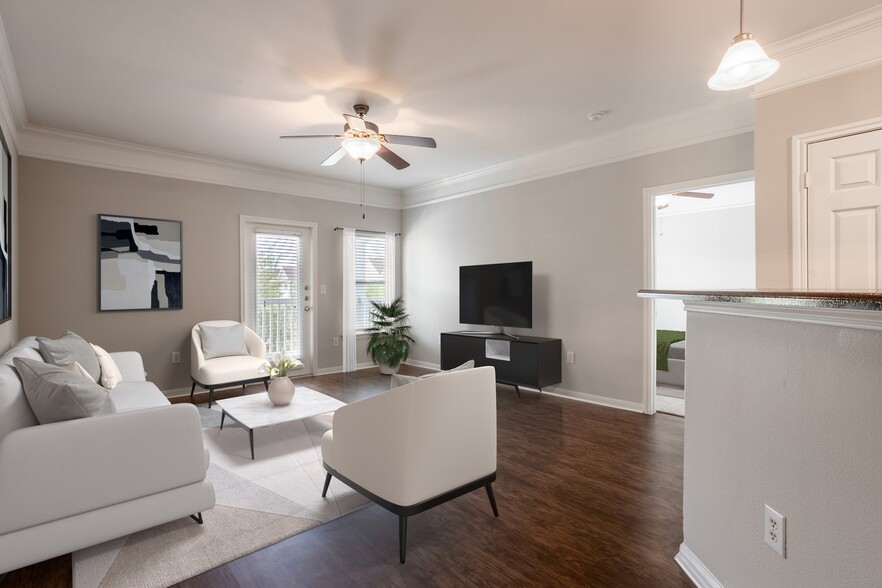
left=365, top=297, right=415, bottom=375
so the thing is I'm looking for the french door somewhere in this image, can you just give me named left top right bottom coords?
left=242, top=218, right=314, bottom=373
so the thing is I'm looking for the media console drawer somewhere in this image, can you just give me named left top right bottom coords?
left=440, top=332, right=562, bottom=391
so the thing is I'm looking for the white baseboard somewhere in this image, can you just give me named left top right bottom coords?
left=675, top=544, right=724, bottom=588
left=163, top=386, right=191, bottom=399
left=403, top=359, right=440, bottom=371
left=314, top=362, right=376, bottom=376
left=541, top=386, right=644, bottom=413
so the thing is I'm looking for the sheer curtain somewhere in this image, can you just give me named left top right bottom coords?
left=385, top=232, right=396, bottom=303
left=342, top=228, right=357, bottom=372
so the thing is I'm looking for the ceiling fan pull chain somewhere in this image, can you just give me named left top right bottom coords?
left=361, top=160, right=366, bottom=220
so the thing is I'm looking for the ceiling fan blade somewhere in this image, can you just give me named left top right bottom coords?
left=320, top=148, right=347, bottom=167
left=382, top=134, right=437, bottom=148
left=280, top=134, right=343, bottom=139
left=343, top=114, right=367, bottom=132
left=376, top=145, right=410, bottom=170
left=672, top=191, right=714, bottom=199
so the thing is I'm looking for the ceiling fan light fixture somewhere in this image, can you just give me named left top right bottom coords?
left=341, top=137, right=381, bottom=161
left=708, top=0, right=779, bottom=92
left=656, top=194, right=673, bottom=210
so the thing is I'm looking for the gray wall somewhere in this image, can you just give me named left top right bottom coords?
left=402, top=132, right=754, bottom=407
left=18, top=157, right=400, bottom=391
left=683, top=306, right=882, bottom=587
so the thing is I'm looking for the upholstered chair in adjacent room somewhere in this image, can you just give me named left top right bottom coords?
left=190, top=320, right=269, bottom=407
left=320, top=365, right=499, bottom=563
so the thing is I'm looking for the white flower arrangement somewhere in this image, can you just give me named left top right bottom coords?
left=260, top=353, right=304, bottom=378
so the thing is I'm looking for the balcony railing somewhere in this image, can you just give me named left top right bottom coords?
left=256, top=297, right=300, bottom=357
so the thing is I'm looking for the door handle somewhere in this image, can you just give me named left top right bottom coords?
left=304, top=306, right=311, bottom=312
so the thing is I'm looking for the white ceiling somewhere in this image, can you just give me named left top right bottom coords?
left=0, top=0, right=878, bottom=191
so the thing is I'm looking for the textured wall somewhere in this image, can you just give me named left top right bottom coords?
left=402, top=133, right=754, bottom=406
left=683, top=306, right=882, bottom=587
left=17, top=157, right=401, bottom=391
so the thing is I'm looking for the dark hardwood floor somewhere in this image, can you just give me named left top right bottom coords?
left=2, top=366, right=690, bottom=588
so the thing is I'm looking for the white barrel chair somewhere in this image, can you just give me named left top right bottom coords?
left=190, top=320, right=269, bottom=407
left=321, top=365, right=499, bottom=563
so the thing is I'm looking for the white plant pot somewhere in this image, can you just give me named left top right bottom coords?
left=378, top=362, right=400, bottom=375
left=267, top=376, right=295, bottom=406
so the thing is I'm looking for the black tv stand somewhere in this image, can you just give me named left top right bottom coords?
left=441, top=332, right=562, bottom=397
left=458, top=326, right=520, bottom=340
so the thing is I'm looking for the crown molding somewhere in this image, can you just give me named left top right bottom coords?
left=401, top=99, right=754, bottom=209
left=753, top=4, right=882, bottom=98
left=0, top=11, right=25, bottom=150
left=17, top=124, right=402, bottom=209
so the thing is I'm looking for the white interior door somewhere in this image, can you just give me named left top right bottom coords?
left=807, top=129, right=882, bottom=289
left=243, top=220, right=314, bottom=373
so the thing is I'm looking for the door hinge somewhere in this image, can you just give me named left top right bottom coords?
left=801, top=172, right=810, bottom=190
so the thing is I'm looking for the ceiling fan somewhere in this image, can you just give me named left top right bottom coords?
left=280, top=104, right=437, bottom=170
left=656, top=191, right=714, bottom=210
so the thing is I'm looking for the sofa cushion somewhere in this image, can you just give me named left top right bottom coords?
left=390, top=360, right=475, bottom=388
left=91, top=343, right=123, bottom=389
left=36, top=331, right=101, bottom=382
left=199, top=323, right=249, bottom=360
left=109, top=381, right=170, bottom=412
left=13, top=358, right=116, bottom=425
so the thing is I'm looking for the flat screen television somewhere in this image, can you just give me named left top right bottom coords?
left=459, top=261, right=532, bottom=328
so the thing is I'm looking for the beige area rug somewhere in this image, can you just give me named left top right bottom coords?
left=72, top=408, right=368, bottom=588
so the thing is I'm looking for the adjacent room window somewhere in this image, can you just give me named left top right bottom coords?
left=354, top=232, right=387, bottom=331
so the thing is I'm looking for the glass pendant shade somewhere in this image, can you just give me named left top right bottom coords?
left=341, top=137, right=381, bottom=161
left=708, top=33, right=779, bottom=91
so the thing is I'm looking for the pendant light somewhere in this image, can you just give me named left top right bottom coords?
left=708, top=0, right=779, bottom=91
left=341, top=137, right=381, bottom=161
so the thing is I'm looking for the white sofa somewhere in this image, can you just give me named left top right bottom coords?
left=0, top=337, right=215, bottom=574
left=321, top=366, right=499, bottom=563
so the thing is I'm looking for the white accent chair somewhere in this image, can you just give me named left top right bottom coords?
left=320, top=366, right=498, bottom=563
left=190, top=320, right=269, bottom=407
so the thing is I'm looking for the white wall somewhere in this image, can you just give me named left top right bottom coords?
left=655, top=184, right=756, bottom=331
left=402, top=132, right=754, bottom=408
left=682, top=304, right=882, bottom=587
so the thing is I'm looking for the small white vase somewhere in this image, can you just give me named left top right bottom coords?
left=378, top=362, right=400, bottom=375
left=267, top=376, right=295, bottom=406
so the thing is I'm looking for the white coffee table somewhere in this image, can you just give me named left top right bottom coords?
left=216, top=386, right=345, bottom=460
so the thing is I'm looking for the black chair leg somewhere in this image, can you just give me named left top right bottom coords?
left=263, top=378, right=269, bottom=391
left=321, top=473, right=332, bottom=497
left=190, top=512, right=203, bottom=524
left=486, top=483, right=499, bottom=517
left=399, top=515, right=408, bottom=564
left=190, top=382, right=196, bottom=403
left=208, top=388, right=214, bottom=408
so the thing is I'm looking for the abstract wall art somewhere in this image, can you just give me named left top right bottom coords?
left=0, top=125, right=10, bottom=324
left=99, top=215, right=182, bottom=311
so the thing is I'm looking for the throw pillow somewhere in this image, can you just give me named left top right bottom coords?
left=91, top=343, right=123, bottom=389
left=37, top=330, right=101, bottom=382
left=390, top=360, right=476, bottom=388
left=13, top=357, right=116, bottom=425
left=71, top=361, right=96, bottom=382
left=200, top=323, right=249, bottom=360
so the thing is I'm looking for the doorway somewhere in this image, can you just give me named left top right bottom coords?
left=643, top=173, right=756, bottom=415
left=241, top=217, right=317, bottom=374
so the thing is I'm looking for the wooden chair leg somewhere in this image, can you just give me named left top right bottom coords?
left=399, top=515, right=408, bottom=564
left=486, top=483, right=499, bottom=517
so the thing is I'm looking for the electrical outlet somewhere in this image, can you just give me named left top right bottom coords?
left=321, top=284, right=327, bottom=294
left=171, top=351, right=181, bottom=364
left=566, top=351, right=575, bottom=364
left=332, top=337, right=339, bottom=347
left=764, top=505, right=786, bottom=557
